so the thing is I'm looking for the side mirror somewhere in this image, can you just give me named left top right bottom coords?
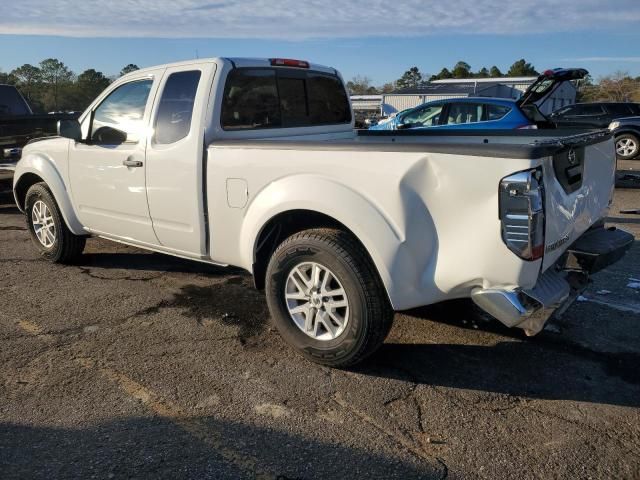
left=92, top=126, right=127, bottom=145
left=57, top=119, right=82, bottom=141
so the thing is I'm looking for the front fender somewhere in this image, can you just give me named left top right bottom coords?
left=239, top=175, right=404, bottom=306
left=13, top=151, right=85, bottom=235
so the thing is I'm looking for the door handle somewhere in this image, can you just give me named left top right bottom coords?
left=123, top=158, right=143, bottom=168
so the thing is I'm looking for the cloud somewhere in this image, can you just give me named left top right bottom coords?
left=1, top=0, right=639, bottom=39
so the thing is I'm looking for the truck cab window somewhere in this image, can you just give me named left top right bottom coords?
left=221, top=68, right=351, bottom=130
left=221, top=69, right=280, bottom=130
left=155, top=71, right=201, bottom=144
left=91, top=80, right=152, bottom=145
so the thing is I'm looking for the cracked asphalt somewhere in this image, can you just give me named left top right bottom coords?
left=1, top=165, right=639, bottom=479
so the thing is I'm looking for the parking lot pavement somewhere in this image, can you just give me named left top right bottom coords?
left=0, top=179, right=639, bottom=480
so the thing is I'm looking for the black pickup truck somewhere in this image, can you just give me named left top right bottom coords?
left=0, top=84, right=77, bottom=166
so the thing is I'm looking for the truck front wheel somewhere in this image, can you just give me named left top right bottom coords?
left=25, top=183, right=86, bottom=263
left=265, top=228, right=393, bottom=367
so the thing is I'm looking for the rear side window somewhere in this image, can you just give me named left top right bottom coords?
left=606, top=104, right=633, bottom=116
left=486, top=104, right=511, bottom=121
left=221, top=68, right=351, bottom=130
left=155, top=70, right=201, bottom=144
left=576, top=105, right=605, bottom=116
left=446, top=103, right=483, bottom=125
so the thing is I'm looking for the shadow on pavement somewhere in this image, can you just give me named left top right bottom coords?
left=0, top=417, right=438, bottom=479
left=607, top=216, right=640, bottom=224
left=0, top=183, right=20, bottom=215
left=77, top=251, right=244, bottom=276
left=360, top=327, right=640, bottom=408
left=616, top=162, right=640, bottom=189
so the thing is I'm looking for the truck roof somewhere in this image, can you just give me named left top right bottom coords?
left=120, top=57, right=338, bottom=80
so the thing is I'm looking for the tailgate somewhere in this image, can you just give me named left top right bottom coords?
left=540, top=131, right=616, bottom=271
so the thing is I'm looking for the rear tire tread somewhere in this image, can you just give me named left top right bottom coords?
left=267, top=228, right=394, bottom=367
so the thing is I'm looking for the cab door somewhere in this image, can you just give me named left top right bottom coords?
left=145, top=62, right=215, bottom=256
left=68, top=72, right=162, bottom=244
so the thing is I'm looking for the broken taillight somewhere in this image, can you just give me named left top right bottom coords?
left=499, top=168, right=545, bottom=261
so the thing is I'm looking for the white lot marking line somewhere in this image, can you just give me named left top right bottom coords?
left=16, top=320, right=276, bottom=479
left=585, top=295, right=640, bottom=315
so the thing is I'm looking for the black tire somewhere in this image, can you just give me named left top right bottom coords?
left=25, top=182, right=86, bottom=263
left=615, top=133, right=639, bottom=160
left=265, top=228, right=394, bottom=367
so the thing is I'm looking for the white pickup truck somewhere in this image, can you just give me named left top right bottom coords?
left=13, top=58, right=633, bottom=366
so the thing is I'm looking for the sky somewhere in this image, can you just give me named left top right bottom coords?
left=1, top=0, right=640, bottom=85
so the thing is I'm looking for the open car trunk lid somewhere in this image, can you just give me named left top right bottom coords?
left=517, top=68, right=589, bottom=110
left=538, top=130, right=616, bottom=271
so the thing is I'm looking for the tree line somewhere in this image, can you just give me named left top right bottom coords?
left=0, top=59, right=140, bottom=113
left=2, top=57, right=639, bottom=112
left=347, top=58, right=539, bottom=94
left=346, top=58, right=640, bottom=103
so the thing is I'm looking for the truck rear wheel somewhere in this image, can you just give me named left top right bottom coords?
left=25, top=183, right=86, bottom=263
left=265, top=228, right=393, bottom=367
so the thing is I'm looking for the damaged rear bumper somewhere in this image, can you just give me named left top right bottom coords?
left=471, top=226, right=634, bottom=335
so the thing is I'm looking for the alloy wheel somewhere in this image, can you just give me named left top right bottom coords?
left=284, top=262, right=349, bottom=341
left=616, top=137, right=638, bottom=157
left=31, top=200, right=56, bottom=248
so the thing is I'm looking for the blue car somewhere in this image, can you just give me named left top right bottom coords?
left=371, top=97, right=534, bottom=131
left=371, top=68, right=588, bottom=131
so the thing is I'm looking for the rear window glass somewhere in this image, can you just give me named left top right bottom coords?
left=486, top=104, right=511, bottom=120
left=0, top=85, right=31, bottom=116
left=221, top=68, right=351, bottom=130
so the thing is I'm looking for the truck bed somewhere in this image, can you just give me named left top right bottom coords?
left=211, top=128, right=611, bottom=159
left=207, top=126, right=615, bottom=310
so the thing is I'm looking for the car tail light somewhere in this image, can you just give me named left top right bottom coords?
left=499, top=168, right=545, bottom=261
left=269, top=58, right=310, bottom=68
left=516, top=124, right=538, bottom=130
